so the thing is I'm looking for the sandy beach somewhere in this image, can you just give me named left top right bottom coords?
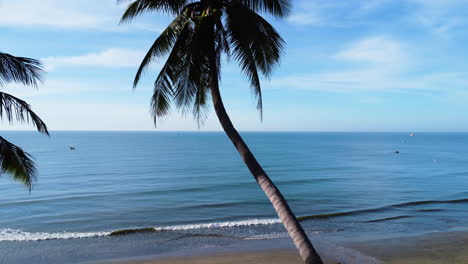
left=107, top=231, right=468, bottom=264
left=348, top=231, right=468, bottom=264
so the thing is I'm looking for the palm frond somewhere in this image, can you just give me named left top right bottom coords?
left=0, top=136, right=36, bottom=190
left=150, top=20, right=193, bottom=124
left=0, top=92, right=49, bottom=135
left=238, top=0, right=291, bottom=17
left=174, top=16, right=214, bottom=124
left=133, top=14, right=189, bottom=87
left=119, top=0, right=188, bottom=22
left=0, top=52, right=44, bottom=88
left=226, top=2, right=285, bottom=76
left=226, top=2, right=285, bottom=116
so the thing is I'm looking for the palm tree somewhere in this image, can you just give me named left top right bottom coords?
left=119, top=1, right=323, bottom=263
left=0, top=52, right=49, bottom=190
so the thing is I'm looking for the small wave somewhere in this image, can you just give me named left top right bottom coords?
left=166, top=233, right=243, bottom=242
left=0, top=228, right=109, bottom=242
left=110, top=218, right=282, bottom=236
left=297, top=198, right=468, bottom=221
left=2, top=219, right=282, bottom=241
left=417, top=208, right=444, bottom=212
left=245, top=228, right=344, bottom=240
left=3, top=197, right=466, bottom=242
left=365, top=215, right=411, bottom=223
left=245, top=232, right=289, bottom=240
left=153, top=218, right=281, bottom=231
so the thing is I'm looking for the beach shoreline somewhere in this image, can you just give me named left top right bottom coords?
left=102, top=231, right=468, bottom=264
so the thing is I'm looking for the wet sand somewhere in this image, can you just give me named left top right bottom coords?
left=348, top=231, right=468, bottom=264
left=107, top=231, right=468, bottom=264
left=114, top=250, right=304, bottom=264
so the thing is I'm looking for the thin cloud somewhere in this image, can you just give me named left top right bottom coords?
left=334, top=36, right=407, bottom=66
left=288, top=13, right=321, bottom=25
left=42, top=49, right=148, bottom=70
left=267, top=35, right=468, bottom=94
left=267, top=70, right=468, bottom=94
left=0, top=0, right=161, bottom=32
left=408, top=0, right=468, bottom=33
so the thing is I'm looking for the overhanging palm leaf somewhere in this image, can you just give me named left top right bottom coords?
left=226, top=2, right=284, bottom=116
left=239, top=0, right=291, bottom=17
left=150, top=19, right=192, bottom=123
left=0, top=92, right=49, bottom=135
left=0, top=52, right=43, bottom=87
left=0, top=51, right=47, bottom=190
left=132, top=13, right=188, bottom=88
left=0, top=136, right=36, bottom=190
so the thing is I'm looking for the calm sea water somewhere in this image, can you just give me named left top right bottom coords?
left=0, top=132, right=467, bottom=263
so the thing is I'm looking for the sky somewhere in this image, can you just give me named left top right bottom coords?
left=1, top=0, right=468, bottom=132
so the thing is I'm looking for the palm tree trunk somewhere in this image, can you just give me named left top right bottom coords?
left=208, top=55, right=324, bottom=264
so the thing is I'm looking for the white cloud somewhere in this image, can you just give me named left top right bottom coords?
left=359, top=0, right=392, bottom=11
left=267, top=69, right=394, bottom=92
left=286, top=0, right=468, bottom=33
left=335, top=36, right=407, bottom=65
left=0, top=0, right=162, bottom=31
left=268, top=69, right=468, bottom=94
left=0, top=0, right=111, bottom=28
left=286, top=0, right=392, bottom=26
left=2, top=79, right=131, bottom=98
left=288, top=13, right=321, bottom=25
left=267, top=35, right=468, bottom=94
left=410, top=0, right=468, bottom=33
left=42, top=49, right=148, bottom=70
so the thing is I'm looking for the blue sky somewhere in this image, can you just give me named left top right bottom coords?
left=1, top=0, right=468, bottom=131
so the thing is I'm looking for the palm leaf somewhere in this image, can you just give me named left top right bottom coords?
left=132, top=13, right=188, bottom=87
left=0, top=136, right=36, bottom=190
left=226, top=2, right=285, bottom=116
left=226, top=2, right=284, bottom=76
left=150, top=19, right=193, bottom=124
left=173, top=16, right=216, bottom=124
left=0, top=92, right=49, bottom=135
left=0, top=52, right=44, bottom=88
left=238, top=0, right=291, bottom=17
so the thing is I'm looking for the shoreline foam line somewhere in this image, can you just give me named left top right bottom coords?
left=2, top=197, right=467, bottom=242
left=0, top=218, right=282, bottom=241
left=0, top=228, right=110, bottom=242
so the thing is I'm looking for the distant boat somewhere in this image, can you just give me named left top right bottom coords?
left=409, top=133, right=414, bottom=137
left=70, top=147, right=76, bottom=150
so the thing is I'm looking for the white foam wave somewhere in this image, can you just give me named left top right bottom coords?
left=154, top=218, right=281, bottom=231
left=0, top=218, right=281, bottom=241
left=245, top=232, right=289, bottom=240
left=0, top=228, right=110, bottom=242
left=245, top=227, right=346, bottom=240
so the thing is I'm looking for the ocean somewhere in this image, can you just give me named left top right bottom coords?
left=0, top=131, right=467, bottom=263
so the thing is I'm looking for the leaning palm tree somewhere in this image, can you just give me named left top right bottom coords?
left=119, top=1, right=323, bottom=263
left=0, top=52, right=49, bottom=190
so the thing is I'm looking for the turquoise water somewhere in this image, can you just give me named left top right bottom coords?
left=0, top=132, right=468, bottom=263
